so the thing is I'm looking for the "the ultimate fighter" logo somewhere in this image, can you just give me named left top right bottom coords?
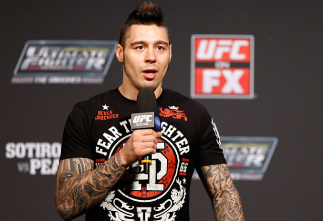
left=12, top=40, right=117, bottom=84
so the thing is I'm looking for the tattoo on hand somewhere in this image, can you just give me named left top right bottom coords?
left=55, top=152, right=126, bottom=220
left=202, top=164, right=245, bottom=221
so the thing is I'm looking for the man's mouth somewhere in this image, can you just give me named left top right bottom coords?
left=142, top=69, right=157, bottom=79
left=143, top=69, right=157, bottom=74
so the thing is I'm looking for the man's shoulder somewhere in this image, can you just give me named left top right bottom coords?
left=73, top=89, right=117, bottom=112
left=162, top=88, right=205, bottom=109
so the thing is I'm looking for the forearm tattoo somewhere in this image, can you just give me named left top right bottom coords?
left=55, top=152, right=126, bottom=220
left=201, top=164, right=245, bottom=221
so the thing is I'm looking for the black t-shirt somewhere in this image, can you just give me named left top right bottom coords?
left=61, top=88, right=226, bottom=221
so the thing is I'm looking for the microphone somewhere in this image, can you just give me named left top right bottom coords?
left=131, top=88, right=161, bottom=172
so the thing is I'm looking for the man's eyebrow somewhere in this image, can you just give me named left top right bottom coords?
left=155, top=40, right=169, bottom=46
left=130, top=41, right=146, bottom=46
left=130, top=40, right=169, bottom=46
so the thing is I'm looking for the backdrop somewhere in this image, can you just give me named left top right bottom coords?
left=1, top=0, right=322, bottom=220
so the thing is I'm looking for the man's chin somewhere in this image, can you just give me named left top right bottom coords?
left=137, top=82, right=160, bottom=92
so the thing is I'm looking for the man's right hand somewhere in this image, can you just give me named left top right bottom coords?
left=119, top=129, right=162, bottom=166
left=56, top=130, right=162, bottom=220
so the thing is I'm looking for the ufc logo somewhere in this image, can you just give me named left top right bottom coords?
left=196, top=39, right=249, bottom=61
left=133, top=115, right=153, bottom=123
left=191, top=35, right=254, bottom=99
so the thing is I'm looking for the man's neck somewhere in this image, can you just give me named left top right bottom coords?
left=118, top=84, right=163, bottom=101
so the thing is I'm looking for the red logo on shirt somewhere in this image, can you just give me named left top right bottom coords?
left=114, top=138, right=178, bottom=199
left=95, top=110, right=119, bottom=120
left=159, top=107, right=187, bottom=121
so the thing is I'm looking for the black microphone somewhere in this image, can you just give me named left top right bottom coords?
left=131, top=88, right=161, bottom=172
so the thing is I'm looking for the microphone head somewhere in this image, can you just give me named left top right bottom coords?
left=136, top=88, right=157, bottom=113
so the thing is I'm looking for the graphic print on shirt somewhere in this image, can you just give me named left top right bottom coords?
left=159, top=106, right=187, bottom=121
left=95, top=119, right=191, bottom=220
left=211, top=118, right=222, bottom=149
left=95, top=105, right=119, bottom=121
left=101, top=178, right=187, bottom=221
left=114, top=135, right=179, bottom=201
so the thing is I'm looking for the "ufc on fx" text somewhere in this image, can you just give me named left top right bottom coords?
left=191, top=35, right=254, bottom=99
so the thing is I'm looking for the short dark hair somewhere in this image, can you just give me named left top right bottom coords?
left=119, top=2, right=168, bottom=48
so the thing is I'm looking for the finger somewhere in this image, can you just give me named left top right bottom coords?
left=136, top=142, right=157, bottom=149
left=133, top=134, right=158, bottom=143
left=156, top=132, right=162, bottom=138
left=139, top=147, right=157, bottom=156
left=137, top=129, right=157, bottom=136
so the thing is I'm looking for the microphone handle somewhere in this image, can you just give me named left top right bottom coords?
left=141, top=155, right=152, bottom=173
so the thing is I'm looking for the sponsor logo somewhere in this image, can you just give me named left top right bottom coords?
left=12, top=40, right=117, bottom=84
left=95, top=105, right=119, bottom=121
left=5, top=142, right=61, bottom=175
left=191, top=35, right=254, bottom=99
left=192, top=136, right=278, bottom=180
left=222, top=136, right=278, bottom=180
left=159, top=107, right=187, bottom=121
left=154, top=116, right=161, bottom=131
left=131, top=112, right=155, bottom=129
left=133, top=115, right=153, bottom=123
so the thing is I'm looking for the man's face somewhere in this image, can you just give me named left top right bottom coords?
left=116, top=24, right=172, bottom=92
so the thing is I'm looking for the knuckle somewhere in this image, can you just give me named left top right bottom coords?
left=150, top=142, right=156, bottom=148
left=132, top=134, right=142, bottom=142
left=133, top=130, right=140, bottom=134
left=132, top=130, right=140, bottom=137
left=134, top=149, right=141, bottom=156
left=132, top=142, right=140, bottom=150
left=132, top=136, right=139, bottom=142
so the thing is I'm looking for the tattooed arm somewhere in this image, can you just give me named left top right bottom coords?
left=55, top=129, right=161, bottom=220
left=55, top=152, right=127, bottom=220
left=200, top=164, right=245, bottom=221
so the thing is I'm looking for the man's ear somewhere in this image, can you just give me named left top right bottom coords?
left=115, top=44, right=124, bottom=62
left=169, top=44, right=172, bottom=63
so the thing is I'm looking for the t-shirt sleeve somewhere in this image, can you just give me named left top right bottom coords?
left=60, top=104, right=94, bottom=161
left=195, top=108, right=227, bottom=167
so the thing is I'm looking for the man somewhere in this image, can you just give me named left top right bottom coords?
left=56, top=2, right=245, bottom=221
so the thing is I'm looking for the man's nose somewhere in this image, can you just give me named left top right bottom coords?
left=145, top=48, right=156, bottom=63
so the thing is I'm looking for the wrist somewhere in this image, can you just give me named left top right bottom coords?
left=117, top=149, right=129, bottom=168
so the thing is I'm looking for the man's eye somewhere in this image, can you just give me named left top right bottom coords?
left=157, top=46, right=165, bottom=50
left=136, top=46, right=144, bottom=50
